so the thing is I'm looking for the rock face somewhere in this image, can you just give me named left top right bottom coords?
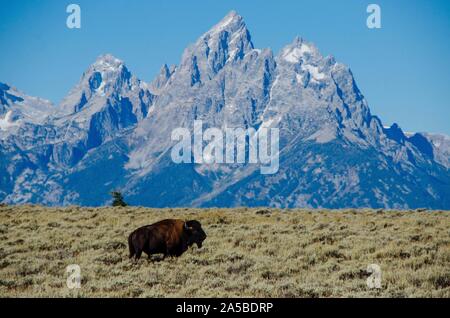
left=0, top=83, right=53, bottom=131
left=1, top=11, right=449, bottom=209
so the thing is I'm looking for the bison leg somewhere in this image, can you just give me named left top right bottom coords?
left=135, top=249, right=143, bottom=260
left=165, top=247, right=172, bottom=259
left=128, top=235, right=136, bottom=259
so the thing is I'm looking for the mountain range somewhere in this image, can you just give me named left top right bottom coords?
left=1, top=11, right=449, bottom=209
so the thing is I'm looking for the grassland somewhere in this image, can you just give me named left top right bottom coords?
left=0, top=205, right=449, bottom=297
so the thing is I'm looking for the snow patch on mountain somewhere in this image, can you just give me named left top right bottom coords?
left=0, top=111, right=18, bottom=130
left=283, top=43, right=312, bottom=63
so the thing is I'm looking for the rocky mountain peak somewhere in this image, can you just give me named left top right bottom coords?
left=0, top=82, right=53, bottom=132
left=150, top=64, right=176, bottom=92
left=57, top=54, right=138, bottom=116
left=279, top=36, right=322, bottom=65
left=92, top=54, right=124, bottom=70
left=176, top=11, right=255, bottom=86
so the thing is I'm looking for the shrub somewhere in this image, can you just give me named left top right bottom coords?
left=111, top=191, right=127, bottom=207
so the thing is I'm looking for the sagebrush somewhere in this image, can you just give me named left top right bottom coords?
left=0, top=206, right=448, bottom=297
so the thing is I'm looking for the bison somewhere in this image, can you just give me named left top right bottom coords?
left=128, top=219, right=207, bottom=260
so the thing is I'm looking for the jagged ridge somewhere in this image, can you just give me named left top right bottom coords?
left=0, top=11, right=449, bottom=209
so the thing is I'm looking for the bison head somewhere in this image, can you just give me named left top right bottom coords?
left=185, top=220, right=207, bottom=248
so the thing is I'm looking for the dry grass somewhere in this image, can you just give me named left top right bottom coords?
left=0, top=205, right=449, bottom=298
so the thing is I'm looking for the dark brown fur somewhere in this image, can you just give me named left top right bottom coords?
left=128, top=219, right=206, bottom=260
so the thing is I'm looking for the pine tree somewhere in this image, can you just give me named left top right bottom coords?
left=111, top=191, right=127, bottom=207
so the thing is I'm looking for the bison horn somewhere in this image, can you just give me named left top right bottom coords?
left=184, top=222, right=193, bottom=231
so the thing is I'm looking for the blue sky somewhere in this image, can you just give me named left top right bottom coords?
left=0, top=0, right=449, bottom=134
